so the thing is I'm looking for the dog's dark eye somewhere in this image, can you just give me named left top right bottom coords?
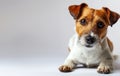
left=80, top=19, right=87, bottom=25
left=97, top=22, right=105, bottom=29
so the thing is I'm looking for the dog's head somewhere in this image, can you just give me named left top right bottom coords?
left=69, top=3, right=120, bottom=47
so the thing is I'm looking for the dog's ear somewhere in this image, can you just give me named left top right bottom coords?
left=102, top=7, right=120, bottom=27
left=68, top=3, right=88, bottom=19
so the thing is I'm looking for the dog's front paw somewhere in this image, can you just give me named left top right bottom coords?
left=97, top=65, right=112, bottom=74
left=59, top=65, right=72, bottom=72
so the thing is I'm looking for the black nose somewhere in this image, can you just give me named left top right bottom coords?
left=85, top=35, right=96, bottom=44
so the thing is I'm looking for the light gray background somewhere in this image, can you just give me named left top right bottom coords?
left=0, top=0, right=120, bottom=76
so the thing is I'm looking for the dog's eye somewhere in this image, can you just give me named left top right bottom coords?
left=97, top=22, right=105, bottom=29
left=80, top=19, right=87, bottom=25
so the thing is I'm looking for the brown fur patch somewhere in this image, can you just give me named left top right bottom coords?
left=107, top=38, right=113, bottom=52
left=68, top=47, right=71, bottom=52
left=68, top=3, right=88, bottom=19
left=102, top=7, right=120, bottom=26
left=75, top=7, right=110, bottom=40
left=69, top=3, right=119, bottom=40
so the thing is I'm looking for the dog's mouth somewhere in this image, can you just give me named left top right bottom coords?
left=85, top=44, right=93, bottom=48
left=78, top=33, right=99, bottom=48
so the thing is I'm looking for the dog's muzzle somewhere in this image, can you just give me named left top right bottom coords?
left=85, top=35, right=96, bottom=47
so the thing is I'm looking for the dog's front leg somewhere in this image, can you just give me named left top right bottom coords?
left=97, top=51, right=113, bottom=74
left=59, top=59, right=75, bottom=72
left=97, top=59, right=113, bottom=74
left=59, top=52, right=77, bottom=72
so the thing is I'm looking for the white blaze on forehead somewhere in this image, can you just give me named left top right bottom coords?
left=90, top=32, right=95, bottom=37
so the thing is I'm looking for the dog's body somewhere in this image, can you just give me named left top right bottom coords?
left=67, top=34, right=112, bottom=66
left=59, top=3, right=120, bottom=74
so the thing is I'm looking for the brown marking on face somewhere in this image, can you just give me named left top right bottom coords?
left=69, top=3, right=120, bottom=40
left=75, top=7, right=110, bottom=39
left=92, top=9, right=109, bottom=39
left=76, top=7, right=95, bottom=36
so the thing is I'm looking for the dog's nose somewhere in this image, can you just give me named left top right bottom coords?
left=85, top=35, right=96, bottom=44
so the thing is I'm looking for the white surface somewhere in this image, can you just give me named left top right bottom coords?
left=0, top=0, right=120, bottom=76
left=0, top=55, right=120, bottom=76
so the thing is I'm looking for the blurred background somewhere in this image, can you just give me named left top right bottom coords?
left=0, top=0, right=120, bottom=76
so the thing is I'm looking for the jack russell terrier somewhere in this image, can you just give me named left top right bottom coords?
left=59, top=3, right=120, bottom=74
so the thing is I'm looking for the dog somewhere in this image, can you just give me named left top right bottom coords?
left=59, top=3, right=120, bottom=74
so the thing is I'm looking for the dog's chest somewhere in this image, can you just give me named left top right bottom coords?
left=70, top=44, right=102, bottom=65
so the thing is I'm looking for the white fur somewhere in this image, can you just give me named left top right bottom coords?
left=63, top=34, right=113, bottom=67
left=90, top=31, right=94, bottom=37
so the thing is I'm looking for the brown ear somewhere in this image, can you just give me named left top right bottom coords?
left=68, top=3, right=88, bottom=19
left=103, top=7, right=120, bottom=26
